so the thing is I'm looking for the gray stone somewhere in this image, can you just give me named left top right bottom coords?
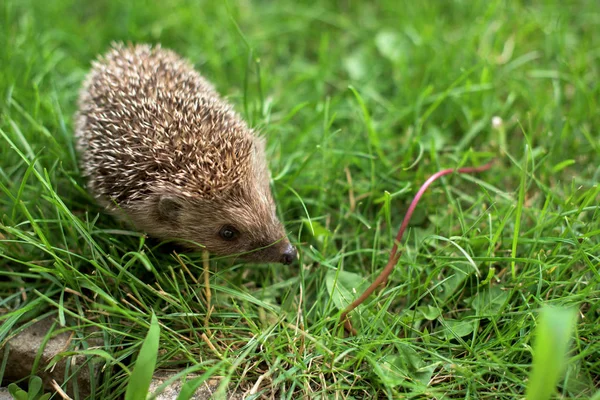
left=0, top=387, right=11, bottom=400
left=1, top=318, right=247, bottom=399
left=0, top=317, right=98, bottom=397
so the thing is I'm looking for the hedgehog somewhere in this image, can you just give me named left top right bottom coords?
left=74, top=43, right=296, bottom=265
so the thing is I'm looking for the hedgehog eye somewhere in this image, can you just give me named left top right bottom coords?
left=219, top=225, right=239, bottom=241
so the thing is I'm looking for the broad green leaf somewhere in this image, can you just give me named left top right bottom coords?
left=27, top=375, right=42, bottom=399
left=373, top=344, right=437, bottom=388
left=302, top=219, right=331, bottom=242
left=440, top=318, right=475, bottom=340
left=8, top=384, right=28, bottom=400
left=468, top=286, right=508, bottom=315
left=125, top=312, right=161, bottom=400
left=417, top=305, right=441, bottom=321
left=437, top=263, right=473, bottom=301
left=525, top=306, right=576, bottom=400
left=325, top=270, right=369, bottom=311
left=376, top=355, right=411, bottom=387
left=562, top=360, right=596, bottom=396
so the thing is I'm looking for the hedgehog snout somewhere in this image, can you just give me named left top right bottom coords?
left=280, top=242, right=297, bottom=265
left=243, top=236, right=297, bottom=265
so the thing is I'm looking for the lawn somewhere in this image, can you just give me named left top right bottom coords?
left=1, top=0, right=599, bottom=398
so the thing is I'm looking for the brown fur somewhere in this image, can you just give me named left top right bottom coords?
left=75, top=43, right=295, bottom=263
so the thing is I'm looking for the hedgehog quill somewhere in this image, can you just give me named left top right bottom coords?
left=75, top=43, right=296, bottom=265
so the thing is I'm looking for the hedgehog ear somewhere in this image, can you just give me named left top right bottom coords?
left=157, top=195, right=185, bottom=221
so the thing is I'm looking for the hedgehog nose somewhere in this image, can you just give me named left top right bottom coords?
left=281, top=243, right=297, bottom=265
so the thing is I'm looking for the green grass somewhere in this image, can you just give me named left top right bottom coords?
left=1, top=0, right=599, bottom=398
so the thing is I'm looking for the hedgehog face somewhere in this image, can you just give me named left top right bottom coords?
left=144, top=192, right=296, bottom=265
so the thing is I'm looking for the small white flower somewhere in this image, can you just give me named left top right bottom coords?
left=492, top=116, right=503, bottom=129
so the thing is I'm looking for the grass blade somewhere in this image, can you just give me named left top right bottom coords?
left=349, top=86, right=390, bottom=167
left=176, top=364, right=222, bottom=400
left=525, top=306, right=577, bottom=400
left=125, top=312, right=161, bottom=400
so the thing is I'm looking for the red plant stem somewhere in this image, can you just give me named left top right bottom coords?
left=340, top=160, right=494, bottom=335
